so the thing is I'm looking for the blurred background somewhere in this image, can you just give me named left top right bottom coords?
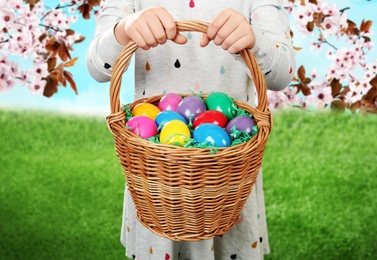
left=1, top=1, right=377, bottom=260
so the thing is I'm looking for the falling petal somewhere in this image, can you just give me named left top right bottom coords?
left=187, top=32, right=192, bottom=40
left=276, top=44, right=280, bottom=48
left=127, top=226, right=130, bottom=232
left=220, top=65, right=225, bottom=75
left=174, top=59, right=181, bottom=68
left=150, top=246, right=153, bottom=254
left=146, top=62, right=150, bottom=71
left=289, top=67, right=293, bottom=74
left=189, top=0, right=195, bottom=8
left=211, top=243, right=214, bottom=251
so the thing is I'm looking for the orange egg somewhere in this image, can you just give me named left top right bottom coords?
left=132, top=103, right=161, bottom=120
left=160, top=120, right=191, bottom=146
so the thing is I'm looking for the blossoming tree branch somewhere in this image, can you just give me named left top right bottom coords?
left=273, top=0, right=377, bottom=113
left=0, top=0, right=98, bottom=97
left=0, top=0, right=376, bottom=113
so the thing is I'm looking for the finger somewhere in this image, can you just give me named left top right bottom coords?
left=200, top=33, right=210, bottom=47
left=147, top=15, right=167, bottom=44
left=139, top=21, right=158, bottom=47
left=131, top=29, right=150, bottom=50
left=138, top=24, right=158, bottom=48
left=157, top=10, right=177, bottom=40
left=207, top=10, right=232, bottom=40
left=172, top=33, right=187, bottom=45
left=213, top=21, right=238, bottom=46
left=227, top=35, right=250, bottom=54
left=220, top=26, right=246, bottom=50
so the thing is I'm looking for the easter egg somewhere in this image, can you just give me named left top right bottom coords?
left=126, top=115, right=158, bottom=138
left=177, top=95, right=207, bottom=122
left=158, top=93, right=183, bottom=111
left=225, top=115, right=256, bottom=135
left=205, top=92, right=237, bottom=120
left=155, top=110, right=187, bottom=129
left=160, top=119, right=191, bottom=146
left=192, top=110, right=228, bottom=129
left=193, top=123, right=231, bottom=147
left=132, top=103, right=161, bottom=120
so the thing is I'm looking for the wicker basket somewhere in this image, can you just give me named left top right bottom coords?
left=106, top=20, right=273, bottom=241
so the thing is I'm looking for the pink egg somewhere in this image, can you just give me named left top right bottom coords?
left=126, top=115, right=158, bottom=138
left=158, top=93, right=183, bottom=111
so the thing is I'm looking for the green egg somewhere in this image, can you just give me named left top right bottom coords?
left=205, top=92, right=237, bottom=120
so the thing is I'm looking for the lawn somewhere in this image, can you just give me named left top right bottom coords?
left=0, top=109, right=376, bottom=260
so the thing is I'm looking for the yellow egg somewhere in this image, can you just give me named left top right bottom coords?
left=160, top=120, right=191, bottom=146
left=132, top=103, right=161, bottom=120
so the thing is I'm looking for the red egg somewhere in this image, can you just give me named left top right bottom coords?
left=193, top=110, right=228, bottom=129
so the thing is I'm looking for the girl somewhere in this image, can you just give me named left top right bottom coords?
left=87, top=1, right=295, bottom=259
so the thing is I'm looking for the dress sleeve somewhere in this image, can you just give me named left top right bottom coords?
left=86, top=0, right=135, bottom=82
left=237, top=0, right=296, bottom=91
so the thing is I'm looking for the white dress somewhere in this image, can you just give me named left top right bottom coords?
left=87, top=0, right=295, bottom=259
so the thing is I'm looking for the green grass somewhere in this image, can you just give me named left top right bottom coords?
left=1, top=109, right=376, bottom=260
left=263, top=110, right=377, bottom=260
left=0, top=110, right=125, bottom=259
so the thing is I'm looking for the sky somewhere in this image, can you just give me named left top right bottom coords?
left=0, top=0, right=376, bottom=117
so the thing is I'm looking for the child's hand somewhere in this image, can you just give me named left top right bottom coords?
left=115, top=7, right=187, bottom=50
left=200, top=8, right=256, bottom=54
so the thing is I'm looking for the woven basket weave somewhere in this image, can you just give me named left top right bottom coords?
left=106, top=20, right=273, bottom=241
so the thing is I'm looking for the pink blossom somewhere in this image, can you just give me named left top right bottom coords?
left=283, top=86, right=302, bottom=107
left=34, top=63, right=49, bottom=79
left=344, top=83, right=363, bottom=104
left=290, top=4, right=315, bottom=36
left=358, top=79, right=373, bottom=95
left=305, top=86, right=333, bottom=109
left=267, top=90, right=288, bottom=111
left=0, top=5, right=16, bottom=31
left=327, top=66, right=340, bottom=80
left=28, top=76, right=46, bottom=96
left=321, top=15, right=346, bottom=38
left=310, top=41, right=323, bottom=51
left=310, top=69, right=319, bottom=80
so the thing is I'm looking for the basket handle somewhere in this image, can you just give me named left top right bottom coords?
left=109, top=20, right=268, bottom=115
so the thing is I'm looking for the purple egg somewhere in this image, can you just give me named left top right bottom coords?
left=176, top=95, right=207, bottom=122
left=225, top=115, right=255, bottom=134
